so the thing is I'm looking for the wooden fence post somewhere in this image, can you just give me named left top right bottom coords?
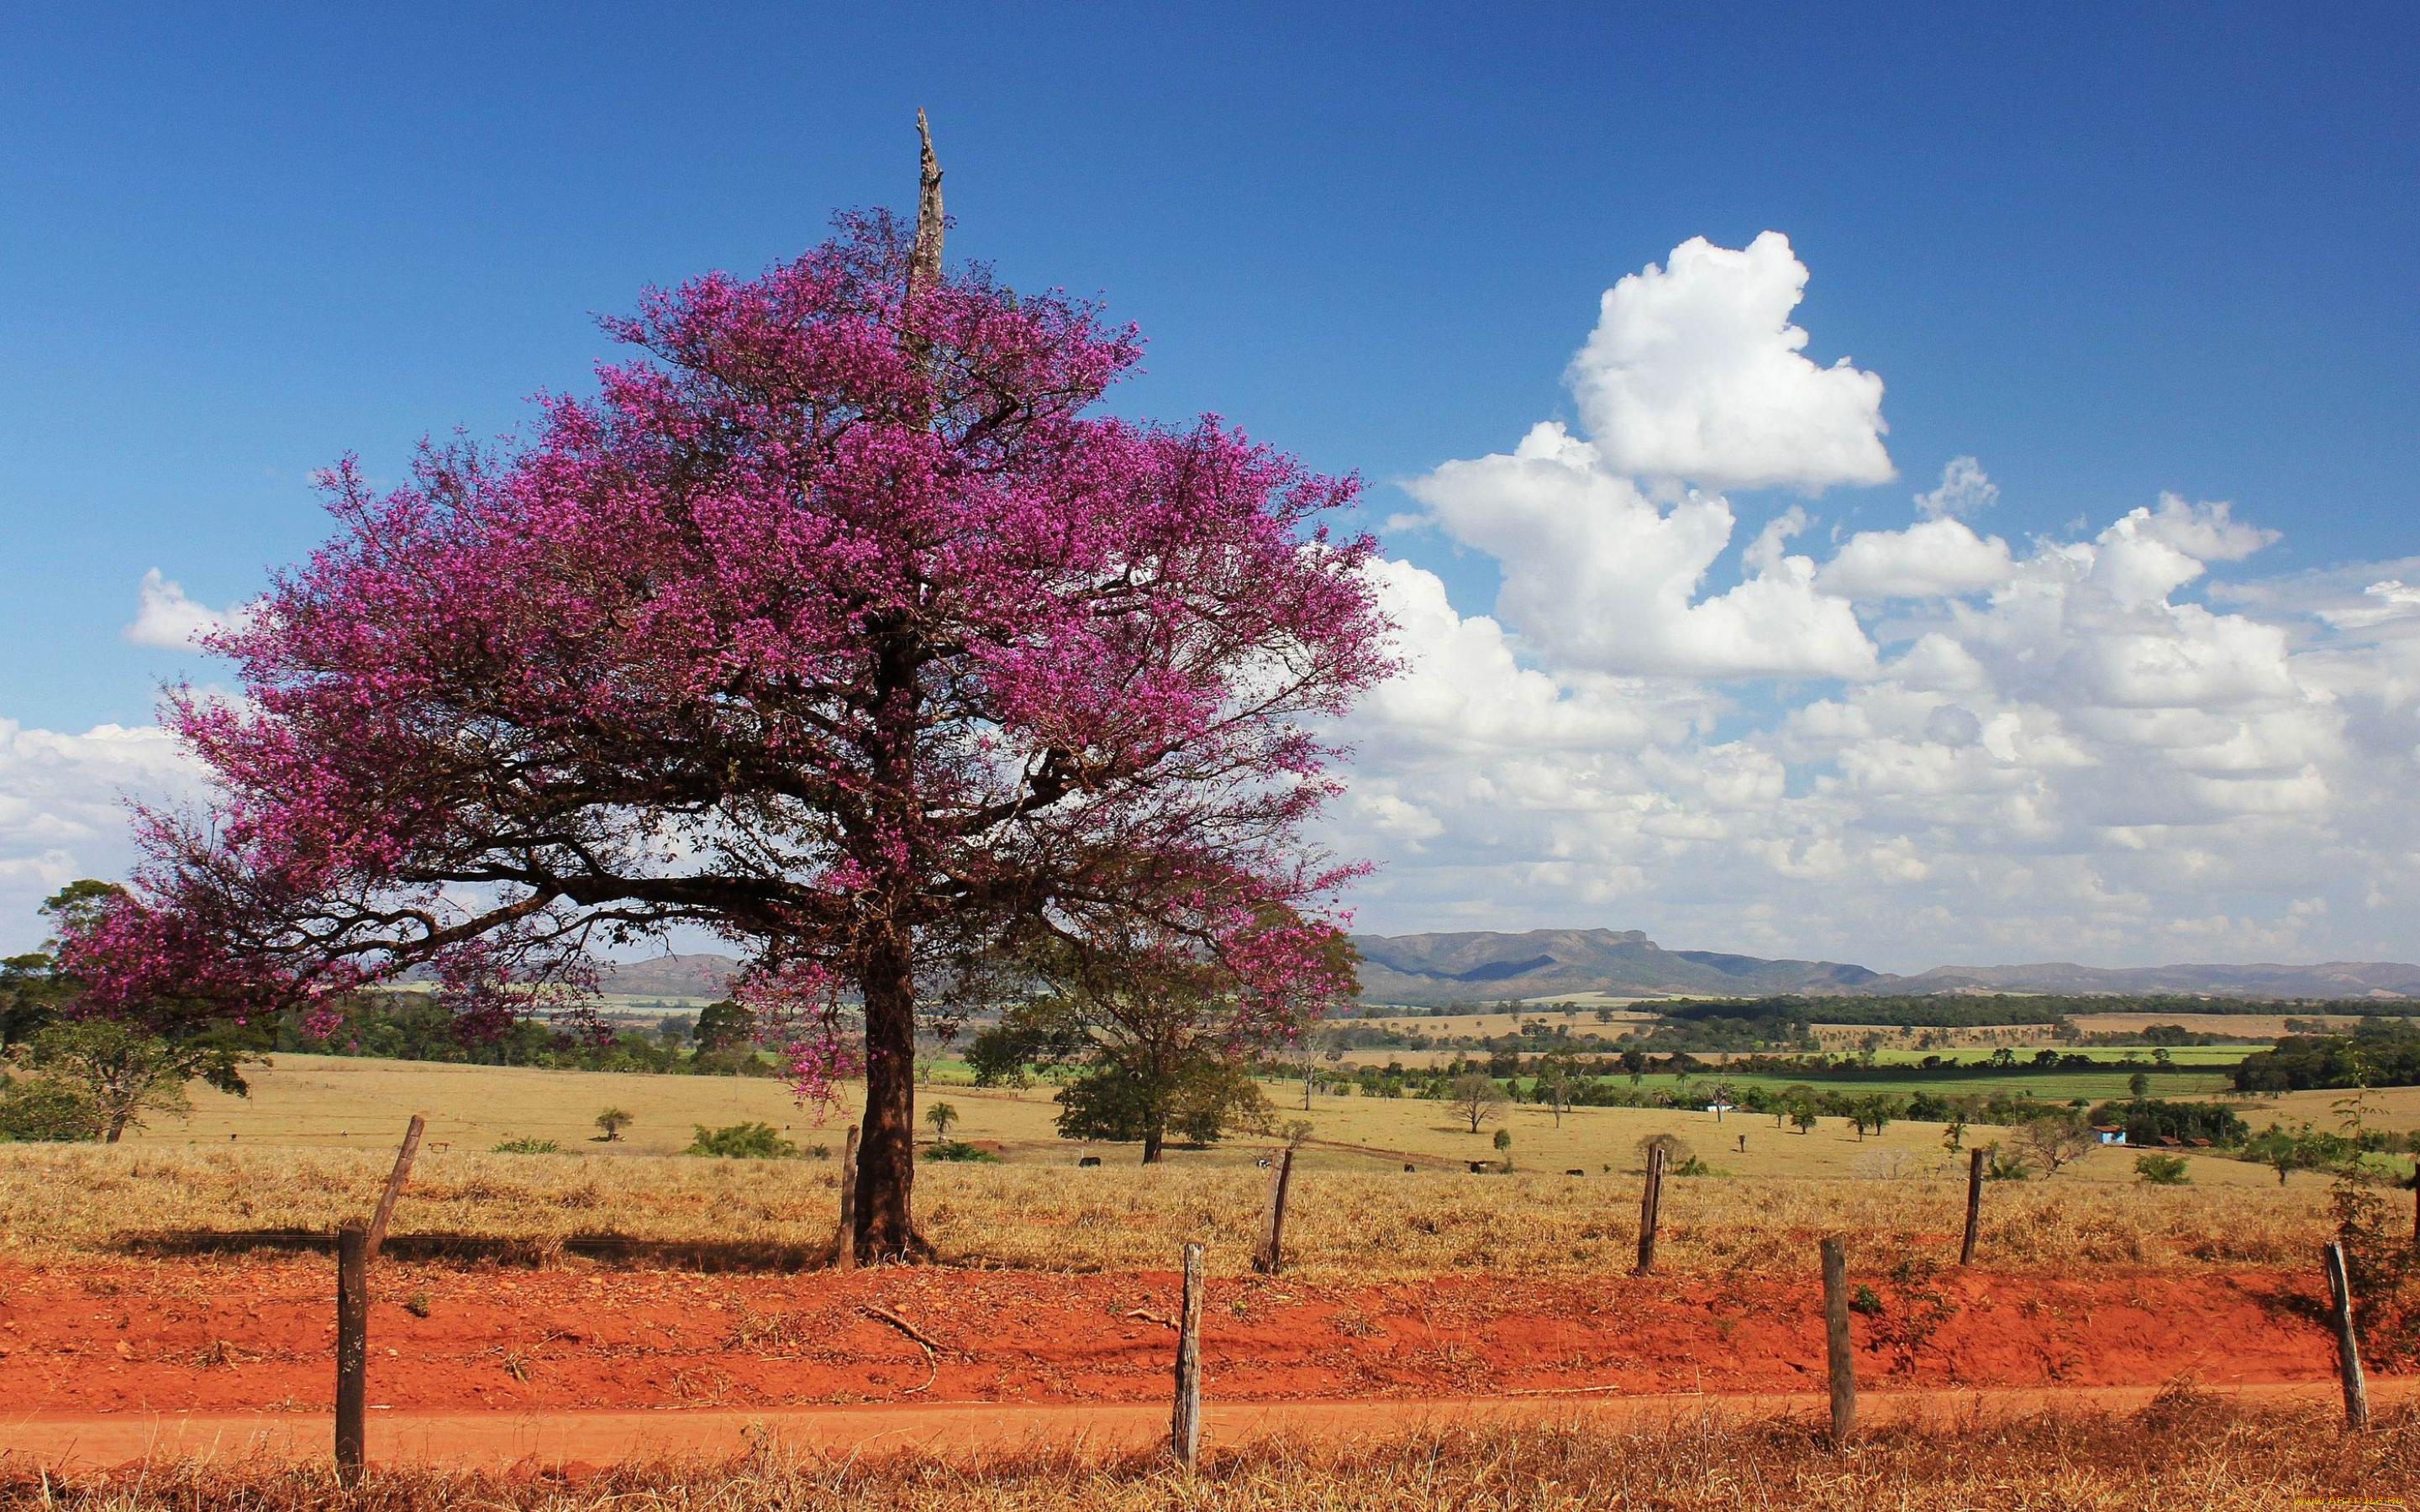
left=2323, top=1242, right=2371, bottom=1431
left=1634, top=1142, right=1666, bottom=1275
left=1959, top=1147, right=1985, bottom=1267
left=834, top=1124, right=860, bottom=1273
left=1821, top=1236, right=1855, bottom=1446
left=365, top=1115, right=424, bottom=1262
left=335, top=1222, right=368, bottom=1483
left=1251, top=1147, right=1295, bottom=1275
left=1171, top=1242, right=1204, bottom=1470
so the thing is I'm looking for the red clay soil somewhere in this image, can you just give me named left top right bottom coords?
left=0, top=1257, right=2357, bottom=1422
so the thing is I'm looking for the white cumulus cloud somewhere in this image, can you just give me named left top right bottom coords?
left=1818, top=516, right=2016, bottom=600
left=1331, top=234, right=2420, bottom=969
left=124, top=569, right=255, bottom=649
left=1566, top=231, right=1893, bottom=493
left=0, top=719, right=206, bottom=952
left=1914, top=455, right=1999, bottom=520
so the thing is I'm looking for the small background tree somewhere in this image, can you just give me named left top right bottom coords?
left=969, top=911, right=1345, bottom=1164
left=21, top=1021, right=207, bottom=1143
left=2015, top=1110, right=2095, bottom=1174
left=1450, top=1071, right=1510, bottom=1135
left=594, top=1107, right=634, bottom=1142
left=1636, top=1131, right=1695, bottom=1172
left=926, top=1101, right=960, bottom=1144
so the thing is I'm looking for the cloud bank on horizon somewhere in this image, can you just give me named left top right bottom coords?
left=4, top=231, right=2417, bottom=970
left=1332, top=232, right=2420, bottom=970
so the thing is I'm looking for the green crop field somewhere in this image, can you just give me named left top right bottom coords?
left=1610, top=1068, right=2238, bottom=1103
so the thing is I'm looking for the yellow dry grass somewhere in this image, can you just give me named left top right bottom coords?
left=102, top=1052, right=2361, bottom=1185
left=0, top=1136, right=2338, bottom=1281
left=2, top=1053, right=2384, bottom=1281
left=2070, top=1011, right=2370, bottom=1038
left=8, top=1399, right=2415, bottom=1510
left=2240, top=1084, right=2420, bottom=1135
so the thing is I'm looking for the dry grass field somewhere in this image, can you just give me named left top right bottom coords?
left=2070, top=1011, right=2375, bottom=1038
left=0, top=1136, right=2349, bottom=1281
left=8, top=1399, right=2414, bottom=1510
left=92, top=1052, right=2370, bottom=1180
left=4, top=1053, right=2405, bottom=1282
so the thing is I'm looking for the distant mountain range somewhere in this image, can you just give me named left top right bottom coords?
left=594, top=953, right=744, bottom=999
left=1349, top=928, right=1883, bottom=1003
left=1347, top=927, right=2420, bottom=1004
left=592, top=929, right=2420, bottom=1004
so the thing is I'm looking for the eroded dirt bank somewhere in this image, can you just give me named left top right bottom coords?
left=0, top=1257, right=2350, bottom=1417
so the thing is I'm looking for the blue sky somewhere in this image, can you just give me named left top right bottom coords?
left=3, top=3, right=2417, bottom=963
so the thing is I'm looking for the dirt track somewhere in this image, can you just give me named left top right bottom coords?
left=9, top=1381, right=2417, bottom=1472
left=0, top=1254, right=2391, bottom=1469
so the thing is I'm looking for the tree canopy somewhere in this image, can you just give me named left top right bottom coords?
left=58, top=123, right=1391, bottom=1257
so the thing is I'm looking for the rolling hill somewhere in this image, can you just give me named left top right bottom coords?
left=592, top=953, right=743, bottom=1000
left=581, top=934, right=2420, bottom=1005
left=1348, top=928, right=1882, bottom=1004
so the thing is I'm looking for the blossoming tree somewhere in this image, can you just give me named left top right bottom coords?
left=65, top=118, right=1392, bottom=1259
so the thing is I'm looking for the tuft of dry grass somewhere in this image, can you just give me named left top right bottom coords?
left=2, top=1399, right=2412, bottom=1510
left=0, top=1141, right=2337, bottom=1281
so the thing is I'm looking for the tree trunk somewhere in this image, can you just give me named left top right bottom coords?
left=854, top=929, right=923, bottom=1263
left=1143, top=1125, right=1165, bottom=1164
left=842, top=111, right=945, bottom=1267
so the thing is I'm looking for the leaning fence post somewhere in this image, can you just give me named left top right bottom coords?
left=1959, top=1147, right=1985, bottom=1267
left=834, top=1124, right=860, bottom=1273
left=1821, top=1235, right=1856, bottom=1446
left=365, top=1115, right=424, bottom=1262
left=1171, top=1242, right=1204, bottom=1469
left=1251, top=1147, right=1295, bottom=1276
left=2323, top=1242, right=2371, bottom=1431
left=335, top=1221, right=369, bottom=1482
left=1634, top=1142, right=1666, bottom=1274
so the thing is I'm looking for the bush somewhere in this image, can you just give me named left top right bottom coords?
left=1635, top=1131, right=1694, bottom=1170
left=685, top=1121, right=796, bottom=1159
left=920, top=1138, right=1001, bottom=1163
left=2134, top=1153, right=2191, bottom=1185
left=0, top=1076, right=97, bottom=1142
left=1984, top=1144, right=2030, bottom=1181
left=490, top=1137, right=560, bottom=1154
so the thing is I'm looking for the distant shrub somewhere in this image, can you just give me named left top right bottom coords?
left=2134, top=1153, right=2192, bottom=1185
left=0, top=1077, right=97, bottom=1142
left=491, top=1137, right=560, bottom=1154
left=685, top=1121, right=796, bottom=1159
left=1635, top=1132, right=1694, bottom=1170
left=920, top=1139, right=1000, bottom=1163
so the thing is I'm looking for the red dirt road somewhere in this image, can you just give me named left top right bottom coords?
left=10, top=1382, right=2417, bottom=1472
left=0, top=1256, right=2384, bottom=1468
